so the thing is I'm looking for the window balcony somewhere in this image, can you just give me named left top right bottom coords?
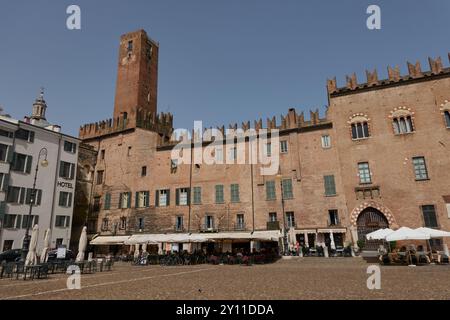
left=200, top=224, right=218, bottom=233
left=233, top=222, right=247, bottom=231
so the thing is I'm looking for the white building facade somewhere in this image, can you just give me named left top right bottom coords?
left=0, top=92, right=79, bottom=253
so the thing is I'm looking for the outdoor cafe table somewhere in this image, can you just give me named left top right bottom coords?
left=23, top=264, right=43, bottom=280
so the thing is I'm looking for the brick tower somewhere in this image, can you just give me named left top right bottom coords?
left=113, top=29, right=159, bottom=127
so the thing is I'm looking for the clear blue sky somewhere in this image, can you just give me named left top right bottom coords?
left=0, top=0, right=449, bottom=136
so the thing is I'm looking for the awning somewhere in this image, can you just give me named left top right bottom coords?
left=124, top=233, right=207, bottom=245
left=295, top=229, right=317, bottom=235
left=90, top=235, right=131, bottom=245
left=317, top=228, right=347, bottom=234
left=204, top=231, right=282, bottom=241
left=124, top=231, right=282, bottom=244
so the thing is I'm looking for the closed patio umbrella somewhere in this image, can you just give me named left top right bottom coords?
left=142, top=243, right=147, bottom=253
left=25, top=225, right=39, bottom=266
left=134, top=244, right=140, bottom=259
left=76, top=226, right=87, bottom=262
left=40, top=228, right=51, bottom=263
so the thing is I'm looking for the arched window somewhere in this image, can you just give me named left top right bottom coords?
left=349, top=114, right=370, bottom=140
left=390, top=107, right=415, bottom=135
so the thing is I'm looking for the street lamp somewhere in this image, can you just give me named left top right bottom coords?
left=20, top=147, right=48, bottom=262
left=276, top=170, right=289, bottom=255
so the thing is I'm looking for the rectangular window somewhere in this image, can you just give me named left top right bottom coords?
left=321, top=135, right=331, bottom=148
left=119, top=192, right=131, bottom=209
left=280, top=141, right=288, bottom=153
left=127, top=40, right=133, bottom=52
left=176, top=216, right=184, bottom=231
left=215, top=147, right=223, bottom=162
left=59, top=191, right=73, bottom=207
left=229, top=147, right=237, bottom=161
left=93, top=196, right=101, bottom=212
left=358, top=162, right=372, bottom=184
left=0, top=129, right=13, bottom=138
left=104, top=193, right=111, bottom=210
left=59, top=161, right=75, bottom=180
left=445, top=111, right=450, bottom=128
left=176, top=188, right=189, bottom=206
left=205, top=215, right=214, bottom=229
left=230, top=184, right=240, bottom=203
left=266, top=143, right=272, bottom=157
left=193, top=187, right=202, bottom=204
left=215, top=185, right=224, bottom=204
left=25, top=189, right=42, bottom=206
left=22, top=215, right=39, bottom=229
left=15, top=129, right=34, bottom=142
left=136, top=191, right=150, bottom=208
left=3, top=215, right=17, bottom=229
left=324, top=175, right=336, bottom=196
left=286, top=212, right=295, bottom=228
left=119, top=217, right=127, bottom=230
left=101, top=218, right=109, bottom=231
left=413, top=157, right=429, bottom=180
left=64, top=141, right=77, bottom=153
left=421, top=205, right=438, bottom=228
left=329, top=210, right=339, bottom=226
left=269, top=212, right=277, bottom=222
left=96, top=170, right=104, bottom=185
left=266, top=181, right=276, bottom=200
left=141, top=166, right=147, bottom=177
left=158, top=189, right=169, bottom=207
left=138, top=217, right=145, bottom=230
left=171, top=159, right=178, bottom=173
left=282, top=179, right=293, bottom=199
left=100, top=150, right=105, bottom=160
left=55, top=216, right=70, bottom=228
left=6, top=187, right=26, bottom=204
left=236, top=214, right=245, bottom=230
left=11, top=153, right=32, bottom=174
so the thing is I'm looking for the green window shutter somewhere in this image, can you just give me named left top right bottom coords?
left=176, top=189, right=180, bottom=206
left=19, top=188, right=26, bottom=204
left=0, top=202, right=6, bottom=221
left=6, top=147, right=13, bottom=163
left=283, top=179, right=293, bottom=199
left=145, top=191, right=150, bottom=207
left=166, top=189, right=170, bottom=206
left=59, top=192, right=64, bottom=206
left=2, top=174, right=9, bottom=192
left=26, top=188, right=33, bottom=205
left=118, top=193, right=123, bottom=209
left=70, top=163, right=75, bottom=180
left=29, top=131, right=35, bottom=143
left=16, top=215, right=22, bottom=229
left=155, top=190, right=159, bottom=207
left=34, top=215, right=39, bottom=225
left=127, top=192, right=132, bottom=208
left=266, top=181, right=275, bottom=200
left=324, top=175, right=336, bottom=196
left=65, top=216, right=71, bottom=228
left=135, top=192, right=139, bottom=208
left=68, top=193, right=72, bottom=207
left=104, top=193, right=111, bottom=210
left=187, top=188, right=191, bottom=205
left=26, top=156, right=33, bottom=174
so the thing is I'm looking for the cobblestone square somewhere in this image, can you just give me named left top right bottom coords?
left=1, top=258, right=449, bottom=300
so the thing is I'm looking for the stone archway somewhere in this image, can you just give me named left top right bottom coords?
left=350, top=201, right=396, bottom=228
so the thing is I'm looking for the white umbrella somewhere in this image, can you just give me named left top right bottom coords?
left=25, top=224, right=39, bottom=266
left=366, top=228, right=395, bottom=240
left=134, top=244, right=140, bottom=259
left=40, top=228, right=51, bottom=263
left=75, top=226, right=87, bottom=262
left=415, top=227, right=450, bottom=238
left=386, top=227, right=430, bottom=242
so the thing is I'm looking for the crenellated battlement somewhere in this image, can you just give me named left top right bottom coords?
left=327, top=54, right=450, bottom=96
left=79, top=109, right=174, bottom=140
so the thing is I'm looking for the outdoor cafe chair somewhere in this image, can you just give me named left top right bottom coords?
left=0, top=262, right=15, bottom=278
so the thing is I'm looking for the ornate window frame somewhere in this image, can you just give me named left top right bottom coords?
left=347, top=113, right=371, bottom=140
left=389, top=106, right=415, bottom=135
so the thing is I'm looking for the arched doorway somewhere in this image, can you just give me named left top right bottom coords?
left=357, top=207, right=389, bottom=250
